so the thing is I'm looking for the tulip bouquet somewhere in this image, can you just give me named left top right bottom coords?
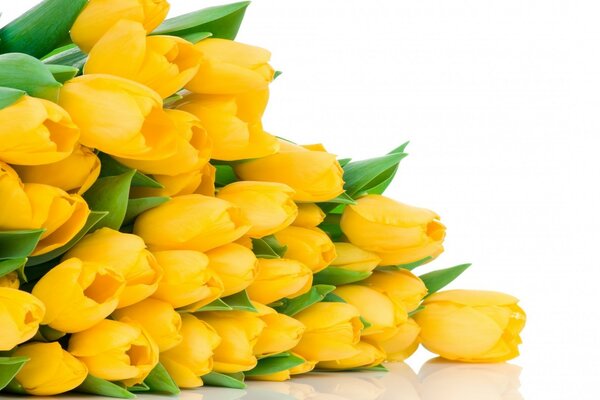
left=0, top=0, right=526, bottom=397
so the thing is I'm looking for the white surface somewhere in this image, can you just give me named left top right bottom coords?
left=3, top=1, right=600, bottom=398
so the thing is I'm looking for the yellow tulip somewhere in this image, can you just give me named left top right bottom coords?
left=32, top=257, right=125, bottom=333
left=68, top=319, right=159, bottom=386
left=113, top=298, right=182, bottom=352
left=292, top=203, right=326, bottom=228
left=361, top=269, right=427, bottom=312
left=252, top=302, right=305, bottom=357
left=85, top=20, right=201, bottom=98
left=176, top=90, right=278, bottom=161
left=414, top=290, right=526, bottom=362
left=59, top=74, right=178, bottom=161
left=318, top=341, right=385, bottom=370
left=246, top=258, right=313, bottom=304
left=152, top=250, right=223, bottom=310
left=70, top=0, right=170, bottom=53
left=274, top=226, right=336, bottom=273
left=0, top=272, right=19, bottom=289
left=365, top=318, right=420, bottom=362
left=217, top=181, right=297, bottom=238
left=0, top=288, right=45, bottom=351
left=11, top=342, right=88, bottom=396
left=340, top=195, right=446, bottom=266
left=0, top=162, right=35, bottom=230
left=333, top=285, right=407, bottom=337
left=186, top=38, right=274, bottom=94
left=160, top=313, right=221, bottom=388
left=248, top=354, right=316, bottom=381
left=64, top=228, right=163, bottom=308
left=329, top=243, right=381, bottom=273
left=24, top=184, right=90, bottom=256
left=199, top=311, right=266, bottom=373
left=205, top=243, right=258, bottom=297
left=14, top=146, right=101, bottom=194
left=133, top=194, right=250, bottom=252
left=292, top=302, right=362, bottom=362
left=0, top=95, right=79, bottom=165
left=235, top=139, right=345, bottom=202
left=130, top=162, right=216, bottom=198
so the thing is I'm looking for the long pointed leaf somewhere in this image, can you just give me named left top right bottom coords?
left=420, top=263, right=471, bottom=296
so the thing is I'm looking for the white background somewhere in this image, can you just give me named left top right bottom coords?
left=3, top=1, right=600, bottom=399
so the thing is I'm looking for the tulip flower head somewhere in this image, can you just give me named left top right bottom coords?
left=0, top=288, right=45, bottom=351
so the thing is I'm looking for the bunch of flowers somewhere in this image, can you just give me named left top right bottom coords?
left=0, top=0, right=526, bottom=397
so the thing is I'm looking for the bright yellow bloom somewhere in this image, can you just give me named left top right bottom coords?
left=235, top=139, right=344, bottom=202
left=64, top=228, right=163, bottom=308
left=341, top=195, right=446, bottom=266
left=176, top=90, right=278, bottom=161
left=59, top=74, right=178, bottom=161
left=365, top=318, right=420, bottom=362
left=0, top=272, right=19, bottom=289
left=133, top=194, right=250, bottom=252
left=152, top=250, right=223, bottom=310
left=292, top=203, right=326, bottom=228
left=246, top=258, right=313, bottom=304
left=0, top=288, right=45, bottom=351
left=206, top=243, right=257, bottom=297
left=292, top=302, right=362, bottom=362
left=14, top=146, right=101, bottom=194
left=130, top=163, right=216, bottom=198
left=11, top=342, right=87, bottom=396
left=252, top=302, right=305, bottom=358
left=0, top=95, right=79, bottom=165
left=318, top=341, right=385, bottom=371
left=329, top=243, right=381, bottom=273
left=32, top=258, right=125, bottom=333
left=113, top=298, right=182, bottom=352
left=186, top=38, right=274, bottom=94
left=248, top=354, right=315, bottom=381
left=217, top=181, right=297, bottom=238
left=160, top=314, right=221, bottom=388
left=414, top=290, right=526, bottom=362
left=361, top=269, right=427, bottom=312
left=70, top=0, right=170, bottom=53
left=68, top=319, right=159, bottom=386
left=274, top=226, right=336, bottom=273
left=0, top=162, right=34, bottom=230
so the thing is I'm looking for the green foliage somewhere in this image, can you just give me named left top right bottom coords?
left=274, top=285, right=336, bottom=316
left=202, top=371, right=246, bottom=389
left=313, top=267, right=372, bottom=286
left=76, top=375, right=135, bottom=399
left=144, top=363, right=180, bottom=395
left=84, top=171, right=136, bottom=230
left=0, top=229, right=44, bottom=260
left=123, top=197, right=170, bottom=226
left=252, top=235, right=287, bottom=259
left=0, top=356, right=29, bottom=391
left=0, top=86, right=25, bottom=109
left=246, top=353, right=305, bottom=377
left=97, top=153, right=163, bottom=189
left=0, top=53, right=61, bottom=101
left=420, top=263, right=472, bottom=297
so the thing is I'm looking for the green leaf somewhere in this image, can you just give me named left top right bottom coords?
left=3, top=377, right=27, bottom=394
left=42, top=43, right=76, bottom=59
left=317, top=192, right=355, bottom=214
left=323, top=292, right=345, bottom=303
left=84, top=170, right=136, bottom=230
left=127, top=382, right=149, bottom=392
left=37, top=325, right=66, bottom=341
left=313, top=267, right=372, bottom=286
left=273, top=70, right=283, bottom=80
left=202, top=371, right=245, bottom=389
left=179, top=31, right=212, bottom=44
left=0, top=53, right=61, bottom=101
left=163, top=93, right=183, bottom=107
left=123, top=197, right=170, bottom=226
left=246, top=353, right=305, bottom=377
left=0, top=0, right=87, bottom=58
left=0, top=229, right=44, bottom=260
left=194, top=298, right=232, bottom=312
left=0, top=86, right=25, bottom=109
left=215, top=164, right=238, bottom=187
left=222, top=290, right=257, bottom=312
left=420, top=263, right=471, bottom=297
left=0, top=356, right=29, bottom=391
left=338, top=158, right=352, bottom=167
left=251, top=235, right=287, bottom=259
left=98, top=153, right=163, bottom=189
left=0, top=258, right=27, bottom=278
left=326, top=192, right=356, bottom=205
left=274, top=285, right=336, bottom=316
left=26, top=211, right=107, bottom=267
left=377, top=256, right=433, bottom=272
left=317, top=214, right=344, bottom=241
left=360, top=364, right=389, bottom=372
left=144, top=363, right=180, bottom=395
left=360, top=316, right=372, bottom=330
left=153, top=1, right=250, bottom=40
left=45, top=64, right=78, bottom=83
left=76, top=374, right=135, bottom=399
left=42, top=46, right=86, bottom=70
left=408, top=305, right=425, bottom=317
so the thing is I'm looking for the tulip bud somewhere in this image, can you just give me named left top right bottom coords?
left=130, top=162, right=216, bottom=198
left=85, top=20, right=202, bottom=98
left=186, top=38, right=274, bottom=95
left=64, top=228, right=163, bottom=308
left=32, top=258, right=125, bottom=333
left=0, top=161, right=34, bottom=230
left=0, top=288, right=45, bottom=351
left=199, top=311, right=266, bottom=373
left=246, top=258, right=313, bottom=304
left=341, top=195, right=446, bottom=266
left=152, top=250, right=224, bottom=310
left=0, top=95, right=79, bottom=165
left=318, top=341, right=385, bottom=371
left=292, top=302, right=362, bottom=362
left=252, top=302, right=306, bottom=357
left=59, top=74, right=178, bottom=161
left=70, top=0, right=170, bottom=53
left=14, top=146, right=101, bottom=194
left=333, top=285, right=407, bottom=337
left=217, top=181, right=298, bottom=238
left=235, top=139, right=345, bottom=202
left=206, top=243, right=258, bottom=297
left=68, top=319, right=159, bottom=386
left=11, top=342, right=88, bottom=396
left=414, top=290, right=526, bottom=362
left=361, top=269, right=427, bottom=312
left=292, top=203, right=326, bottom=228
left=329, top=243, right=381, bottom=273
left=273, top=226, right=336, bottom=273
left=248, top=354, right=316, bottom=381
left=160, top=314, right=221, bottom=388
left=113, top=298, right=182, bottom=352
left=133, top=194, right=250, bottom=252
left=365, top=318, right=420, bottom=362
left=0, top=272, right=19, bottom=289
